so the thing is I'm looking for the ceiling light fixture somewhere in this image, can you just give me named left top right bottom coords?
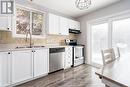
left=29, top=0, right=33, bottom=2
left=75, top=0, right=91, bottom=10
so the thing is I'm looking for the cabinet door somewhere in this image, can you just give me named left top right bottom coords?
left=0, top=15, right=12, bottom=31
left=48, top=13, right=59, bottom=35
left=0, top=52, right=11, bottom=87
left=64, top=47, right=73, bottom=69
left=68, top=19, right=80, bottom=30
left=59, top=17, right=69, bottom=35
left=68, top=19, right=75, bottom=29
left=75, top=21, right=80, bottom=30
left=12, top=50, right=32, bottom=83
left=34, top=49, right=49, bottom=77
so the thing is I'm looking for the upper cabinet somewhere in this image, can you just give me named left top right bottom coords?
left=48, top=13, right=69, bottom=35
left=49, top=13, right=69, bottom=35
left=59, top=17, right=69, bottom=35
left=13, top=5, right=46, bottom=38
left=0, top=15, right=12, bottom=31
left=48, top=13, right=59, bottom=35
left=48, top=13, right=80, bottom=35
left=68, top=19, right=80, bottom=30
left=0, top=0, right=14, bottom=31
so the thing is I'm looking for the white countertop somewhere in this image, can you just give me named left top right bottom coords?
left=0, top=44, right=73, bottom=52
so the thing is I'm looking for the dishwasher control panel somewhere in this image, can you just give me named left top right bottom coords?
left=49, top=48, right=65, bottom=53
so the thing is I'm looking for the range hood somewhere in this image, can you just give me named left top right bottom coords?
left=69, top=29, right=81, bottom=34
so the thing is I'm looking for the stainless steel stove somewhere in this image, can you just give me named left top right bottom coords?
left=65, top=39, right=85, bottom=67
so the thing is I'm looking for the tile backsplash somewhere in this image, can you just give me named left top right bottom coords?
left=0, top=31, right=78, bottom=45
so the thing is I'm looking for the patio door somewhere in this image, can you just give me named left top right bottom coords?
left=90, top=15, right=130, bottom=67
left=112, top=17, right=130, bottom=57
left=91, top=22, right=109, bottom=66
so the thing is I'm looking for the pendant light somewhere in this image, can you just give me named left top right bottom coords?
left=75, top=0, right=91, bottom=10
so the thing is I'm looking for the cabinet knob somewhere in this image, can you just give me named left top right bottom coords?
left=32, top=50, right=36, bottom=52
left=75, top=56, right=79, bottom=59
left=7, top=28, right=9, bottom=30
left=8, top=52, right=10, bottom=54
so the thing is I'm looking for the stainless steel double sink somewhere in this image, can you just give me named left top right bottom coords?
left=15, top=46, right=45, bottom=49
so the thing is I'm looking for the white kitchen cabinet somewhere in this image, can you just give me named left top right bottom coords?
left=0, top=15, right=12, bottom=31
left=68, top=19, right=80, bottom=30
left=0, top=52, right=11, bottom=87
left=68, top=19, right=75, bottom=30
left=49, top=13, right=80, bottom=35
left=64, top=47, right=73, bottom=69
left=75, top=21, right=80, bottom=30
left=33, top=49, right=49, bottom=77
left=48, top=13, right=69, bottom=35
left=48, top=13, right=59, bottom=35
left=12, top=50, right=32, bottom=84
left=59, top=17, right=69, bottom=35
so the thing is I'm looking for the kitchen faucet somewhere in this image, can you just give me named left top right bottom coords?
left=25, top=29, right=33, bottom=48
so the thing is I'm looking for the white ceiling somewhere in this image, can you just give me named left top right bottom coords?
left=32, top=0, right=121, bottom=18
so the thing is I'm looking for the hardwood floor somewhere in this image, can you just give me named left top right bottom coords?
left=16, top=64, right=105, bottom=87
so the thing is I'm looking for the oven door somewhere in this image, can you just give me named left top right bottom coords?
left=73, top=46, right=84, bottom=66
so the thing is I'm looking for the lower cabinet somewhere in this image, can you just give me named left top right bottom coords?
left=0, top=48, right=49, bottom=86
left=0, top=52, right=11, bottom=87
left=12, top=50, right=33, bottom=84
left=64, top=47, right=73, bottom=69
left=33, top=49, right=49, bottom=77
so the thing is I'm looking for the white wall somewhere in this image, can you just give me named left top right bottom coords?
left=76, top=0, right=130, bottom=64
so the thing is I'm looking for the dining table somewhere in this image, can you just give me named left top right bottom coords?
left=95, top=56, right=130, bottom=87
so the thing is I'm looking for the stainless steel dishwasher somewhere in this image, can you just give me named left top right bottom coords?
left=49, top=47, right=65, bottom=73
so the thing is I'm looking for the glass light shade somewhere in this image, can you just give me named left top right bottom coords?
left=75, top=0, right=91, bottom=10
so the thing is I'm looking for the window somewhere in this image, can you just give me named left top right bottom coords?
left=13, top=6, right=46, bottom=38
left=16, top=8, right=30, bottom=35
left=32, top=12, right=44, bottom=35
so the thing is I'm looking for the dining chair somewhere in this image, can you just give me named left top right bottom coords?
left=101, top=48, right=115, bottom=65
left=113, top=47, right=120, bottom=58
